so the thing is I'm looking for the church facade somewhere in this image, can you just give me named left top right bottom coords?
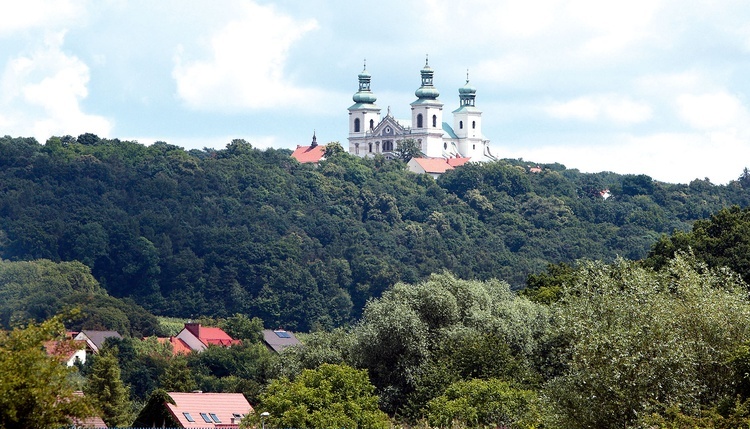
left=347, top=58, right=495, bottom=160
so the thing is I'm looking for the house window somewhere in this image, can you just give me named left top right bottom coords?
left=472, top=121, right=476, bottom=129
left=417, top=114, right=423, bottom=128
left=183, top=413, right=195, bottom=422
left=354, top=118, right=361, bottom=132
left=432, top=115, right=437, bottom=127
left=459, top=120, right=463, bottom=129
left=369, top=119, right=374, bottom=130
left=200, top=413, right=213, bottom=423
left=210, top=413, right=221, bottom=423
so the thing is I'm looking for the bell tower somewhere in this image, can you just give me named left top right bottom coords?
left=410, top=56, right=444, bottom=157
left=348, top=60, right=381, bottom=155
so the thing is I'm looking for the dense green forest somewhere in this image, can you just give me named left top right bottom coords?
left=7, top=133, right=750, bottom=428
left=2, top=134, right=750, bottom=331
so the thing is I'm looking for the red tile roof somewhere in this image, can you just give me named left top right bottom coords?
left=166, top=392, right=253, bottom=428
left=44, top=340, right=86, bottom=362
left=157, top=336, right=193, bottom=355
left=184, top=323, right=241, bottom=348
left=291, top=144, right=326, bottom=163
left=411, top=156, right=471, bottom=174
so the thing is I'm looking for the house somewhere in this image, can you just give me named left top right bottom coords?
left=175, top=323, right=241, bottom=353
left=166, top=392, right=253, bottom=428
left=262, top=329, right=302, bottom=353
left=73, top=330, right=123, bottom=354
left=157, top=336, right=194, bottom=355
left=347, top=58, right=496, bottom=161
left=44, top=339, right=87, bottom=366
left=407, top=156, right=471, bottom=179
left=291, top=132, right=326, bottom=164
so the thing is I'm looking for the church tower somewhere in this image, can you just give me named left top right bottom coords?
left=410, top=56, right=445, bottom=157
left=452, top=71, right=484, bottom=158
left=348, top=61, right=381, bottom=155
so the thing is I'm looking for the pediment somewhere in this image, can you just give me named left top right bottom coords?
left=372, top=116, right=407, bottom=138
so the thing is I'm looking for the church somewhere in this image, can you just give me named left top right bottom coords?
left=347, top=58, right=496, bottom=161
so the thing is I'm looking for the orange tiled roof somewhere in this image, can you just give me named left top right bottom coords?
left=291, top=145, right=326, bottom=163
left=412, top=156, right=470, bottom=174
left=157, top=336, right=193, bottom=355
left=184, top=323, right=241, bottom=348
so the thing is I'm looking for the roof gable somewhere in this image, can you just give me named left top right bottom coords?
left=291, top=145, right=326, bottom=163
left=372, top=115, right=407, bottom=137
left=75, top=330, right=123, bottom=352
left=166, top=392, right=253, bottom=428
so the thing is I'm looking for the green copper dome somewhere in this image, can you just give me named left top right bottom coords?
left=414, top=56, right=440, bottom=100
left=352, top=60, right=377, bottom=105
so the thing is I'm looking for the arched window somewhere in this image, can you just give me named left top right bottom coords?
left=472, top=121, right=476, bottom=129
left=370, top=119, right=374, bottom=130
left=355, top=143, right=360, bottom=155
left=368, top=143, right=372, bottom=153
left=383, top=140, right=393, bottom=151
left=444, top=142, right=448, bottom=149
left=459, top=120, right=463, bottom=129
left=432, top=115, right=437, bottom=127
left=354, top=118, right=360, bottom=132
left=417, top=114, right=423, bottom=128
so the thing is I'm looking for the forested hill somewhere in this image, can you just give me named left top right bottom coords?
left=2, top=134, right=750, bottom=331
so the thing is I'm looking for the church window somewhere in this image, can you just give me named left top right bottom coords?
left=473, top=144, right=476, bottom=150
left=369, top=143, right=372, bottom=153
left=383, top=140, right=393, bottom=151
left=354, top=118, right=361, bottom=132
left=444, top=142, right=447, bottom=149
left=370, top=119, right=374, bottom=130
left=417, top=114, right=423, bottom=128
left=418, top=139, right=422, bottom=148
left=355, top=143, right=360, bottom=155
left=432, top=115, right=437, bottom=127
left=459, top=120, right=463, bottom=129
left=472, top=121, right=476, bottom=129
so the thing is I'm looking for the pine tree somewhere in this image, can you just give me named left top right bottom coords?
left=84, top=349, right=133, bottom=427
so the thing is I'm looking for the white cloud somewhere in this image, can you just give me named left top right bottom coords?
left=676, top=92, right=748, bottom=130
left=545, top=95, right=652, bottom=124
left=172, top=1, right=328, bottom=112
left=0, top=30, right=112, bottom=142
left=0, top=0, right=85, bottom=36
left=507, top=130, right=750, bottom=184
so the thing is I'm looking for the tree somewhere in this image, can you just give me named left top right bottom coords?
left=394, top=138, right=424, bottom=163
left=544, top=254, right=750, bottom=429
left=244, top=363, right=390, bottom=429
left=324, top=141, right=345, bottom=158
left=84, top=348, right=133, bottom=427
left=0, top=314, right=93, bottom=428
left=426, top=378, right=540, bottom=429
left=132, top=389, right=180, bottom=427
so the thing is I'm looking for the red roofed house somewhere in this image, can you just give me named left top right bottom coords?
left=176, top=323, right=241, bottom=353
left=407, top=156, right=471, bottom=179
left=291, top=132, right=326, bottom=164
left=138, top=391, right=253, bottom=428
left=44, top=339, right=87, bottom=366
left=157, top=336, right=193, bottom=355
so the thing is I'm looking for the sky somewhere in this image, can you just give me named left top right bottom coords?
left=2, top=0, right=750, bottom=184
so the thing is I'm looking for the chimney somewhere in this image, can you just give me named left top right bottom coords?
left=185, top=323, right=200, bottom=337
